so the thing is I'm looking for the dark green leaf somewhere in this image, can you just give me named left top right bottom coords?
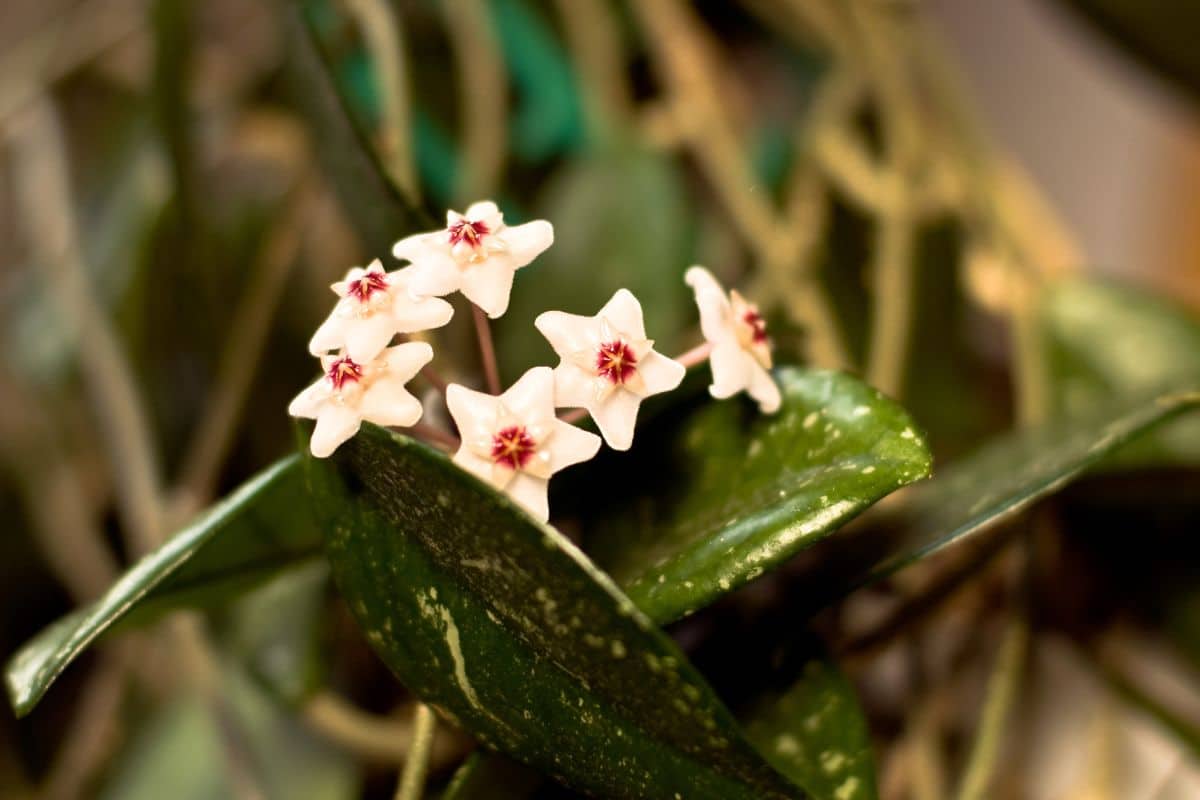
left=746, top=654, right=878, bottom=800
left=284, top=8, right=431, bottom=254
left=6, top=456, right=321, bottom=717
left=789, top=382, right=1200, bottom=606
left=312, top=425, right=806, bottom=799
left=1043, top=279, right=1200, bottom=466
left=580, top=367, right=931, bottom=624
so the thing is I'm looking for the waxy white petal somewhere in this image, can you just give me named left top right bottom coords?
left=502, top=220, right=554, bottom=268
left=445, top=367, right=600, bottom=522
left=536, top=289, right=683, bottom=451
left=310, top=405, right=362, bottom=459
left=460, top=260, right=517, bottom=318
left=685, top=265, right=781, bottom=414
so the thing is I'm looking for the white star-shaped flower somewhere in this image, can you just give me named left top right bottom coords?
left=289, top=342, right=432, bottom=458
left=685, top=266, right=781, bottom=413
left=446, top=367, right=601, bottom=522
left=535, top=289, right=685, bottom=451
left=308, top=259, right=454, bottom=363
left=391, top=200, right=553, bottom=319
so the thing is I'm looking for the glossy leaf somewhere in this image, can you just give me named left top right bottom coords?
left=789, top=382, right=1200, bottom=607
left=1042, top=278, right=1200, bottom=466
left=577, top=367, right=932, bottom=624
left=311, top=424, right=806, bottom=800
left=746, top=655, right=878, bottom=800
left=5, top=456, right=321, bottom=717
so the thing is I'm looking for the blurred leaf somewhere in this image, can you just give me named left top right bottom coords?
left=746, top=653, right=878, bottom=800
left=789, top=381, right=1200, bottom=607
left=285, top=8, right=431, bottom=254
left=225, top=561, right=331, bottom=705
left=311, top=424, right=807, bottom=799
left=443, top=752, right=547, bottom=800
left=491, top=0, right=585, bottom=161
left=1060, top=0, right=1200, bottom=99
left=1042, top=279, right=1200, bottom=466
left=99, top=663, right=358, bottom=800
left=6, top=457, right=321, bottom=717
left=579, top=367, right=931, bottom=624
left=497, top=148, right=693, bottom=375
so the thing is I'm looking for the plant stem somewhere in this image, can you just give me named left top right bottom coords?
left=673, top=342, right=712, bottom=369
left=408, top=422, right=460, bottom=450
left=419, top=365, right=450, bottom=395
left=472, top=304, right=502, bottom=394
left=344, top=0, right=420, bottom=202
left=8, top=96, right=165, bottom=555
left=558, top=408, right=588, bottom=425
left=302, top=693, right=465, bottom=766
left=395, top=703, right=437, bottom=800
left=955, top=616, right=1029, bottom=800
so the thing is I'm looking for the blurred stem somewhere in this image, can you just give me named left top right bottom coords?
left=395, top=704, right=437, bottom=800
left=39, top=643, right=134, bottom=800
left=848, top=0, right=921, bottom=398
left=472, top=304, right=502, bottom=394
left=558, top=408, right=588, bottom=425
left=408, top=422, right=460, bottom=450
left=674, top=342, right=713, bottom=369
left=302, top=692, right=466, bottom=767
left=344, top=0, right=421, bottom=202
left=551, top=0, right=632, bottom=140
left=175, top=178, right=313, bottom=511
left=955, top=616, right=1029, bottom=800
left=442, top=0, right=508, bottom=200
left=7, top=96, right=165, bottom=555
left=632, top=0, right=850, bottom=370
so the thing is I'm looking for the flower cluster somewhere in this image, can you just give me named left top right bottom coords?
left=290, top=201, right=781, bottom=522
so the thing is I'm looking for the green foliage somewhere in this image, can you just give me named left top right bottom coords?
left=1042, top=278, right=1200, bottom=466
left=5, top=457, right=320, bottom=717
left=746, top=654, right=878, bottom=800
left=580, top=367, right=931, bottom=623
left=98, top=663, right=358, bottom=800
left=789, top=381, right=1200, bottom=607
left=310, top=424, right=807, bottom=799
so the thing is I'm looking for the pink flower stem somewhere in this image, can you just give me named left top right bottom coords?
left=471, top=304, right=502, bottom=395
left=673, top=341, right=713, bottom=368
left=557, top=408, right=588, bottom=425
left=419, top=365, right=449, bottom=395
left=406, top=422, right=460, bottom=450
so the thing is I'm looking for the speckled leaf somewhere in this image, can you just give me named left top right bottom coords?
left=790, top=382, right=1200, bottom=606
left=6, top=456, right=321, bottom=717
left=1042, top=279, right=1200, bottom=466
left=577, top=368, right=931, bottom=624
left=746, top=654, right=878, bottom=800
left=310, top=424, right=807, bottom=800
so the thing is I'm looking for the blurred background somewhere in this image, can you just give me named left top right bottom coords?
left=2, top=0, right=1200, bottom=798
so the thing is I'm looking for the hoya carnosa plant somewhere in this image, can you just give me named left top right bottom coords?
left=289, top=200, right=780, bottom=523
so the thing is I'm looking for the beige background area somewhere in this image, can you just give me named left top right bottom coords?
left=928, top=0, right=1200, bottom=307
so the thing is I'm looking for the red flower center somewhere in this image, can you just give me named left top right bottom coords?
left=742, top=308, right=768, bottom=344
left=327, top=357, right=364, bottom=390
left=490, top=425, right=537, bottom=470
left=347, top=270, right=389, bottom=302
left=448, top=218, right=490, bottom=249
left=596, top=340, right=638, bottom=384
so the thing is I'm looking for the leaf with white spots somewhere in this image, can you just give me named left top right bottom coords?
left=309, top=424, right=810, bottom=799
left=746, top=654, right=878, bottom=800
left=789, top=381, right=1200, bottom=606
left=574, top=368, right=932, bottom=624
left=6, top=456, right=322, bottom=717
